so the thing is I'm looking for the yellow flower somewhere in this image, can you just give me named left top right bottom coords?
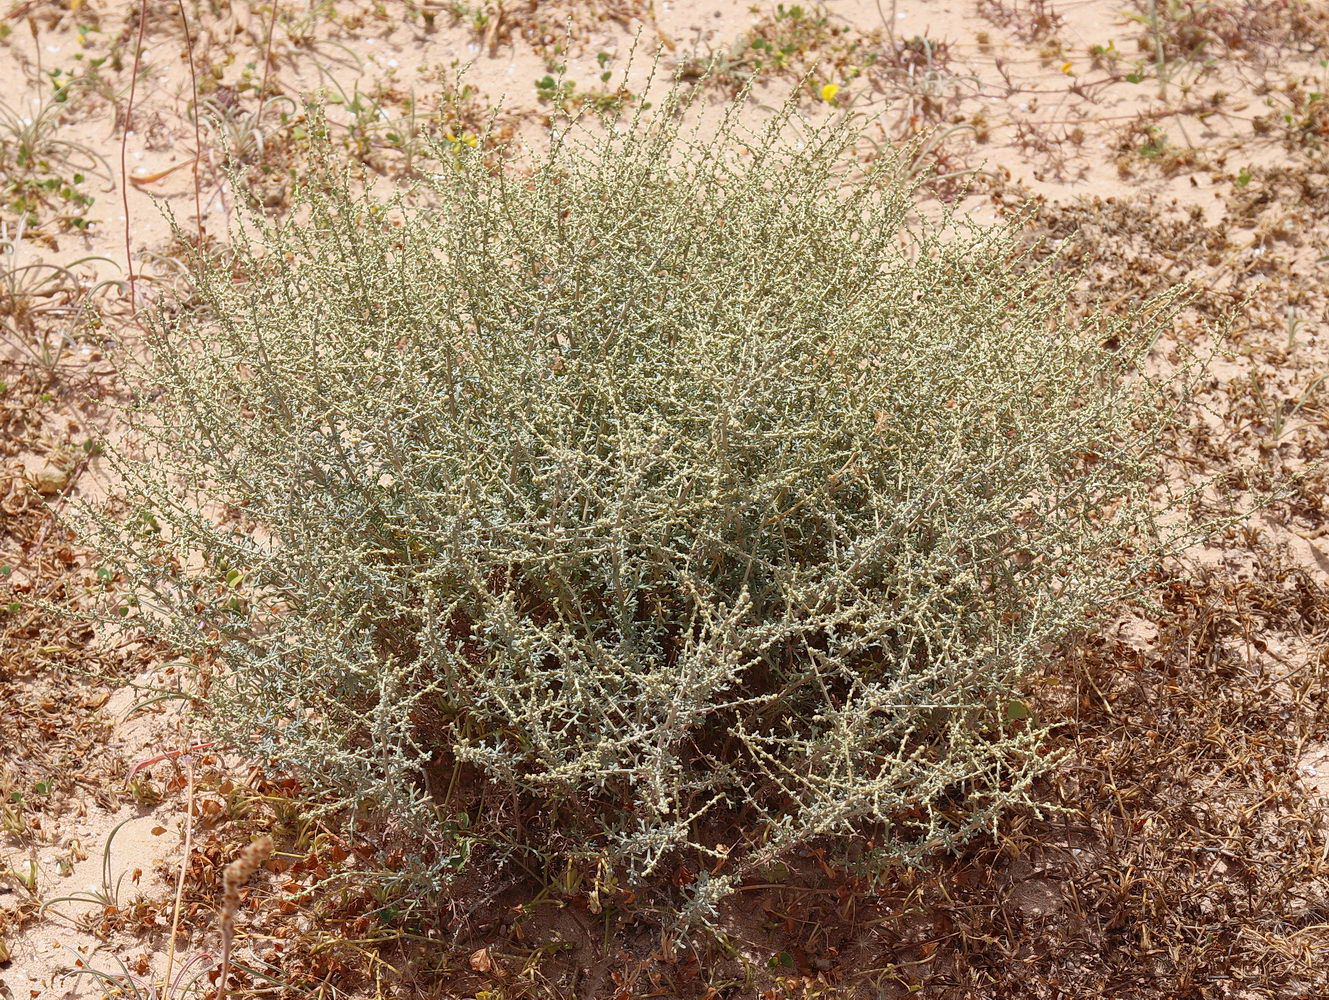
left=820, top=83, right=841, bottom=103
left=1061, top=61, right=1073, bottom=75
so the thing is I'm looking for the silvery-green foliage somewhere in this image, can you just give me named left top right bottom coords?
left=90, top=92, right=1183, bottom=907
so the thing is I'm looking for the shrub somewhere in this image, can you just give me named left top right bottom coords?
left=90, top=94, right=1183, bottom=917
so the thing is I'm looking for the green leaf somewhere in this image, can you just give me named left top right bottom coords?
left=1005, top=700, right=1030, bottom=722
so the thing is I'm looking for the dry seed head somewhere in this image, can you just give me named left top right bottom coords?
left=222, top=835, right=272, bottom=917
left=217, top=835, right=272, bottom=1000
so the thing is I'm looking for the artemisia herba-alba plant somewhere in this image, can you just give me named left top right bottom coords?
left=88, top=90, right=1189, bottom=921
